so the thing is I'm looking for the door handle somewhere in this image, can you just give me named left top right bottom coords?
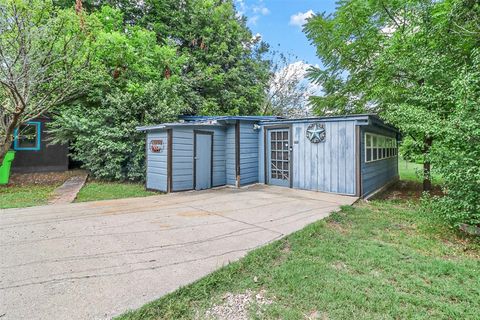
left=194, top=156, right=199, bottom=160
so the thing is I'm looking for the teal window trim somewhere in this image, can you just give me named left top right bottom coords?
left=13, top=121, right=41, bottom=151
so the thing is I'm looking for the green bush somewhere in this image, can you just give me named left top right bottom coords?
left=49, top=3, right=270, bottom=181
left=51, top=81, right=186, bottom=181
left=427, top=52, right=480, bottom=228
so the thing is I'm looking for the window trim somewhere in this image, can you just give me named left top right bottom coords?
left=365, top=132, right=397, bottom=163
left=13, top=121, right=41, bottom=151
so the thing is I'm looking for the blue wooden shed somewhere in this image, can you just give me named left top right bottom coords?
left=137, top=114, right=400, bottom=198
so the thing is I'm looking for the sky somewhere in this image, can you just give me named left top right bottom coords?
left=236, top=0, right=338, bottom=65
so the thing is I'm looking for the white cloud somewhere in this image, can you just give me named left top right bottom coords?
left=236, top=0, right=270, bottom=25
left=249, top=15, right=260, bottom=25
left=289, top=10, right=314, bottom=27
left=267, top=60, right=322, bottom=117
left=252, top=33, right=262, bottom=41
left=253, top=6, right=270, bottom=15
left=235, top=0, right=246, bottom=16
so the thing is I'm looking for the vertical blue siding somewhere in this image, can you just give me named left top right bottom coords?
left=144, top=116, right=397, bottom=197
left=171, top=126, right=226, bottom=191
left=292, top=121, right=356, bottom=195
left=360, top=125, right=399, bottom=196
left=211, top=127, right=227, bottom=187
left=172, top=128, right=194, bottom=191
left=258, top=126, right=265, bottom=184
left=225, top=124, right=236, bottom=186
left=259, top=120, right=357, bottom=195
left=239, top=121, right=259, bottom=186
left=146, top=130, right=168, bottom=192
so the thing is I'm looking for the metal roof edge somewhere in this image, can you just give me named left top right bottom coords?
left=258, top=114, right=372, bottom=125
left=258, top=114, right=399, bottom=133
left=179, top=115, right=283, bottom=122
left=136, top=124, right=166, bottom=131
left=136, top=121, right=225, bottom=131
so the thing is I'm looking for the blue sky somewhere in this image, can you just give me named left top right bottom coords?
left=236, top=0, right=338, bottom=65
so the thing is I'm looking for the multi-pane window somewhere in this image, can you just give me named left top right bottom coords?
left=365, top=133, right=397, bottom=163
left=13, top=122, right=41, bottom=151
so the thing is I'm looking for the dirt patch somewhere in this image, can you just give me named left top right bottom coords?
left=281, top=240, right=291, bottom=254
left=374, top=181, right=443, bottom=201
left=8, top=170, right=87, bottom=187
left=202, top=289, right=273, bottom=320
left=327, top=220, right=351, bottom=234
left=305, top=310, right=329, bottom=320
left=330, top=261, right=348, bottom=271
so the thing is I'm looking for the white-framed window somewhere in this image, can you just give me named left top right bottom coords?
left=365, top=132, right=397, bottom=163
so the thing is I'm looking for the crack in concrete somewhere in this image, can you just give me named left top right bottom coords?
left=0, top=240, right=283, bottom=291
left=0, top=225, right=260, bottom=270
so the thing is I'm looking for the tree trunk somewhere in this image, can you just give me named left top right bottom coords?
left=0, top=110, right=21, bottom=165
left=0, top=135, right=13, bottom=166
left=422, top=136, right=433, bottom=192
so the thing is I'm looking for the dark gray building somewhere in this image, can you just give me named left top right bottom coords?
left=11, top=117, right=69, bottom=173
left=137, top=114, right=400, bottom=198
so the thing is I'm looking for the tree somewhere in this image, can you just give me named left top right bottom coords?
left=58, top=0, right=271, bottom=116
left=427, top=50, right=480, bottom=227
left=304, top=0, right=479, bottom=192
left=47, top=0, right=271, bottom=180
left=262, top=52, right=316, bottom=118
left=0, top=0, right=92, bottom=164
left=142, top=0, right=271, bottom=115
left=49, top=6, right=189, bottom=180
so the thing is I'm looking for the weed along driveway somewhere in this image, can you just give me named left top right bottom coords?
left=0, top=185, right=357, bottom=320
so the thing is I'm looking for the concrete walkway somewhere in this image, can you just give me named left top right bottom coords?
left=0, top=185, right=357, bottom=320
left=48, top=174, right=88, bottom=205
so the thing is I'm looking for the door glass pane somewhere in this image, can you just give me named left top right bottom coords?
left=269, top=130, right=289, bottom=183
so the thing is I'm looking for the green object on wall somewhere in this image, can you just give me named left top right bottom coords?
left=0, top=151, right=15, bottom=185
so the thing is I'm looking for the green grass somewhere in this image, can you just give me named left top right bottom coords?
left=0, top=181, right=156, bottom=209
left=398, top=158, right=443, bottom=184
left=0, top=184, right=58, bottom=209
left=117, top=201, right=480, bottom=320
left=75, top=181, right=157, bottom=202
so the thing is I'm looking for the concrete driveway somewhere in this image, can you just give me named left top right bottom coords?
left=0, top=185, right=357, bottom=320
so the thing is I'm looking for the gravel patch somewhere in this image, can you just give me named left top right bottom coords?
left=202, top=289, right=273, bottom=320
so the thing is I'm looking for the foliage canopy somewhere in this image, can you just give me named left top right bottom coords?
left=305, top=0, right=480, bottom=227
left=49, top=0, right=270, bottom=180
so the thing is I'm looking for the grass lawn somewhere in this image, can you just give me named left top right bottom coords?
left=118, top=200, right=480, bottom=320
left=75, top=181, right=157, bottom=202
left=0, top=184, right=58, bottom=209
left=398, top=158, right=443, bottom=184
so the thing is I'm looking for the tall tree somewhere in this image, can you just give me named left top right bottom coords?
left=141, top=0, right=270, bottom=115
left=49, top=6, right=189, bottom=180
left=57, top=0, right=271, bottom=115
left=304, top=0, right=479, bottom=192
left=262, top=52, right=316, bottom=118
left=0, top=0, right=92, bottom=164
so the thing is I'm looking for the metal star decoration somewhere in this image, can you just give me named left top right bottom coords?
left=306, top=123, right=326, bottom=143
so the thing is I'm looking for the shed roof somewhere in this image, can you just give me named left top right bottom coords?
left=137, top=114, right=399, bottom=133
left=259, top=114, right=399, bottom=133
left=179, top=115, right=283, bottom=122
left=136, top=120, right=224, bottom=131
